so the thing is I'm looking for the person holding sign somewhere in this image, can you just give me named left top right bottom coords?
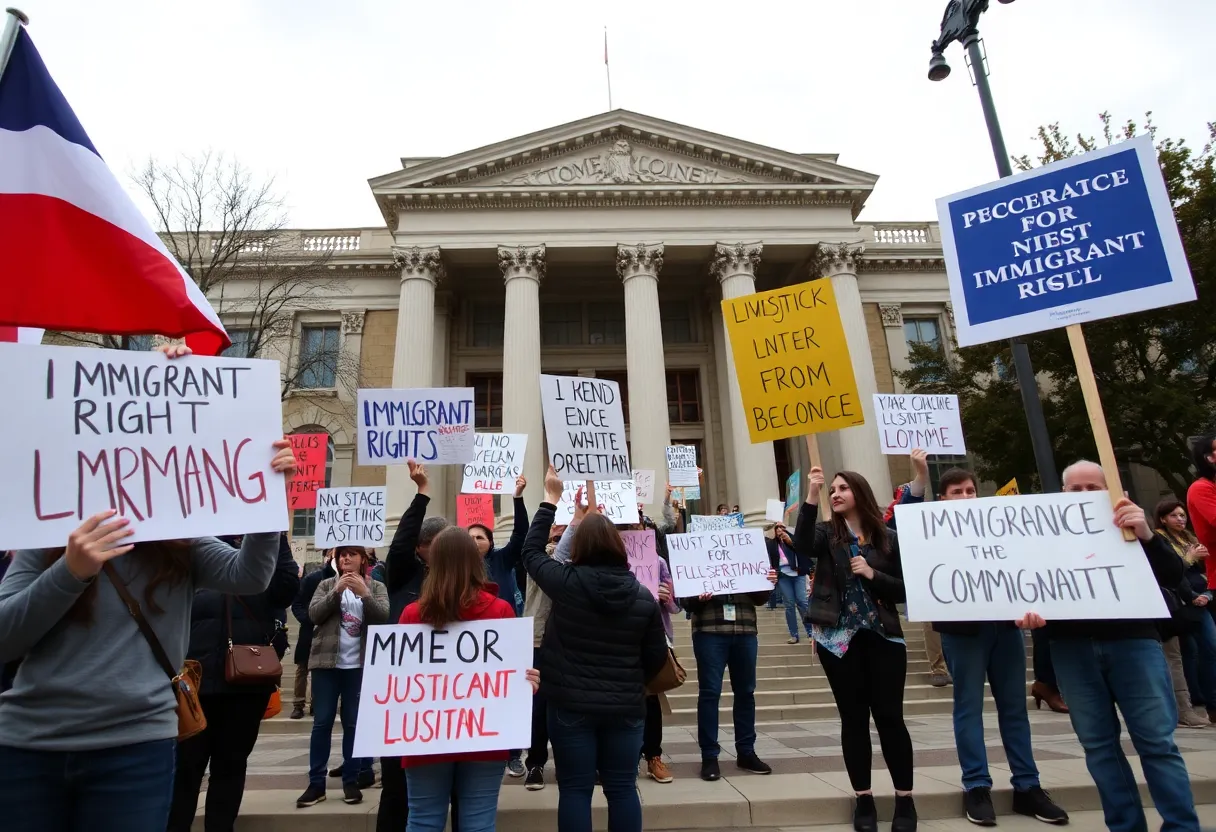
left=0, top=344, right=299, bottom=832
left=523, top=466, right=669, bottom=832
left=767, top=524, right=811, bottom=644
left=792, top=466, right=916, bottom=832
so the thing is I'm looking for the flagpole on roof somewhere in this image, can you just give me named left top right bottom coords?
left=0, top=8, right=28, bottom=80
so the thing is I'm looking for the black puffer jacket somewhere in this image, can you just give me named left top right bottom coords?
left=384, top=492, right=431, bottom=623
left=522, top=504, right=668, bottom=717
left=291, top=560, right=334, bottom=666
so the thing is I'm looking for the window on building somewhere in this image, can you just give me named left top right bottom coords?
left=125, top=334, right=155, bottom=351
left=291, top=431, right=334, bottom=538
left=904, top=317, right=942, bottom=352
left=588, top=302, right=626, bottom=345
left=468, top=372, right=503, bottom=429
left=469, top=302, right=504, bottom=348
left=666, top=370, right=702, bottom=424
left=222, top=328, right=255, bottom=358
left=298, top=325, right=340, bottom=389
left=542, top=303, right=583, bottom=345
left=595, top=371, right=630, bottom=425
left=661, top=301, right=694, bottom=344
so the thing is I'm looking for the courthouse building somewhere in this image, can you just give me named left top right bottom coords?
left=215, top=110, right=964, bottom=542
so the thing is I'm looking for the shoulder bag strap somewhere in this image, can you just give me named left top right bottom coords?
left=102, top=562, right=177, bottom=680
left=228, top=594, right=275, bottom=644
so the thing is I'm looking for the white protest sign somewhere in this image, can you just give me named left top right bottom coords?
left=689, top=513, right=745, bottom=532
left=874, top=393, right=967, bottom=456
left=315, top=487, right=386, bottom=547
left=460, top=433, right=526, bottom=494
left=894, top=492, right=1171, bottom=622
left=540, top=374, right=630, bottom=479
left=353, top=618, right=533, bottom=758
left=666, top=445, right=699, bottom=487
left=554, top=479, right=638, bottom=525
left=667, top=528, right=772, bottom=597
left=765, top=500, right=785, bottom=523
left=0, top=343, right=287, bottom=549
left=357, top=388, right=475, bottom=466
left=632, top=469, right=655, bottom=503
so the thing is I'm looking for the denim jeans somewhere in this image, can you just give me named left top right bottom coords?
left=691, top=631, right=758, bottom=758
left=405, top=760, right=504, bottom=832
left=548, top=705, right=645, bottom=832
left=1051, top=638, right=1198, bottom=832
left=1180, top=609, right=1216, bottom=708
left=310, top=667, right=369, bottom=789
left=0, top=738, right=176, bottom=832
left=941, top=626, right=1038, bottom=791
left=776, top=573, right=810, bottom=639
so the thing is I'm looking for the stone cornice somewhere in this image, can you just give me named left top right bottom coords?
left=859, top=256, right=946, bottom=273
left=391, top=245, right=446, bottom=283
left=710, top=243, right=763, bottom=280
left=616, top=243, right=664, bottom=281
left=384, top=188, right=858, bottom=215
left=498, top=244, right=547, bottom=283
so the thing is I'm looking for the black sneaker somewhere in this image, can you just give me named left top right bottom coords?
left=356, top=770, right=375, bottom=790
left=736, top=753, right=772, bottom=775
left=289, top=706, right=304, bottom=720
left=893, top=794, right=918, bottom=832
left=328, top=765, right=342, bottom=778
left=342, top=783, right=363, bottom=805
left=525, top=766, right=545, bottom=791
left=853, top=794, right=878, bottom=832
left=700, top=758, right=721, bottom=781
left=964, top=787, right=997, bottom=826
left=506, top=757, right=526, bottom=778
left=296, top=785, right=326, bottom=808
left=1013, top=786, right=1069, bottom=825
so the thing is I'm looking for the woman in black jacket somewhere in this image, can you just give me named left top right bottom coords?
left=167, top=532, right=300, bottom=832
left=524, top=466, right=668, bottom=832
left=793, top=466, right=916, bottom=832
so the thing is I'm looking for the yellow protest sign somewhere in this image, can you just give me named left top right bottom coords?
left=996, top=478, right=1020, bottom=496
left=722, top=277, right=862, bottom=444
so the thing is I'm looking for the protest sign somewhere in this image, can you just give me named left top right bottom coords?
left=765, top=500, right=785, bottom=523
left=673, top=486, right=700, bottom=501
left=874, top=394, right=966, bottom=455
left=785, top=470, right=801, bottom=510
left=894, top=492, right=1170, bottom=622
left=938, top=134, right=1195, bottom=347
left=554, top=479, right=638, bottom=525
left=689, top=513, right=745, bottom=532
left=0, top=343, right=287, bottom=549
left=460, top=433, right=526, bottom=495
left=315, top=487, right=385, bottom=548
left=539, top=374, right=630, bottom=479
left=288, top=433, right=327, bottom=510
left=621, top=530, right=660, bottom=597
left=666, top=445, right=699, bottom=487
left=667, top=528, right=772, bottom=597
left=722, top=278, right=863, bottom=443
left=996, top=478, right=1020, bottom=497
left=353, top=618, right=533, bottom=758
left=632, top=469, right=655, bottom=503
left=456, top=493, right=495, bottom=529
left=357, top=388, right=475, bottom=466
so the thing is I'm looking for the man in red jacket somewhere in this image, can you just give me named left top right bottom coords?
left=1187, top=434, right=1216, bottom=590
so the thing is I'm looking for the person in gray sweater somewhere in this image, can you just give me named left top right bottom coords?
left=0, top=435, right=298, bottom=832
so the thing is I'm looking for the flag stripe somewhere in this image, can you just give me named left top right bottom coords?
left=0, top=29, right=98, bottom=154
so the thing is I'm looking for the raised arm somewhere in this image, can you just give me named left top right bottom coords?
left=657, top=486, right=677, bottom=534
left=192, top=533, right=279, bottom=594
left=495, top=478, right=531, bottom=572
left=792, top=504, right=829, bottom=575
left=385, top=461, right=431, bottom=595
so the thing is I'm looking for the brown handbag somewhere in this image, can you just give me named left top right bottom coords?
left=224, top=596, right=283, bottom=685
left=103, top=564, right=207, bottom=741
left=645, top=647, right=687, bottom=695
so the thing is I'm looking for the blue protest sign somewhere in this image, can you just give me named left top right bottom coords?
left=784, top=470, right=801, bottom=510
left=937, top=134, right=1194, bottom=346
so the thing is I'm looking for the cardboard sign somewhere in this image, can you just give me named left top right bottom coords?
left=621, top=529, right=661, bottom=597
left=315, top=487, right=386, bottom=548
left=765, top=499, right=785, bottom=523
left=894, top=492, right=1170, bottom=622
left=938, top=134, right=1196, bottom=347
left=666, top=445, right=699, bottom=487
left=0, top=344, right=288, bottom=549
left=357, top=388, right=475, bottom=466
left=722, top=277, right=863, bottom=443
left=673, top=486, right=701, bottom=501
left=785, top=470, right=801, bottom=510
left=288, top=433, right=328, bottom=509
left=689, top=513, right=745, bottom=532
left=668, top=528, right=772, bottom=597
left=353, top=619, right=533, bottom=758
left=874, top=393, right=966, bottom=455
left=554, top=479, right=638, bottom=525
left=460, top=433, right=526, bottom=495
left=997, top=478, right=1020, bottom=497
left=539, top=374, right=630, bottom=479
left=456, top=493, right=496, bottom=529
left=632, top=469, right=655, bottom=503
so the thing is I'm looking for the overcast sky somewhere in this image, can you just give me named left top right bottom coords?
left=13, top=0, right=1213, bottom=228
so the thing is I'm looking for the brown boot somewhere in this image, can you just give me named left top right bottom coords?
left=1179, top=693, right=1208, bottom=728
left=1031, top=681, right=1069, bottom=714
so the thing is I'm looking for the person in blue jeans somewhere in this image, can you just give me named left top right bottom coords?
left=1026, top=461, right=1198, bottom=832
left=767, top=524, right=811, bottom=643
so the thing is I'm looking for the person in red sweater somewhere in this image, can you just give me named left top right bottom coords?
left=397, top=527, right=538, bottom=832
left=1187, top=434, right=1216, bottom=591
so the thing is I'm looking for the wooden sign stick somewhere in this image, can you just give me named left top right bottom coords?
left=1066, top=323, right=1135, bottom=542
left=805, top=434, right=831, bottom=517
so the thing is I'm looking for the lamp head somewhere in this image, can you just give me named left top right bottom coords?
left=997, top=0, right=1015, bottom=4
left=928, top=50, right=951, bottom=82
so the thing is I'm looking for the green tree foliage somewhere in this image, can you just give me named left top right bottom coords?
left=897, top=113, right=1215, bottom=499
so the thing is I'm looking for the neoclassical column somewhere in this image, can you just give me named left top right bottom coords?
left=385, top=246, right=444, bottom=522
left=818, top=243, right=892, bottom=500
left=499, top=245, right=546, bottom=513
left=711, top=242, right=780, bottom=525
left=878, top=304, right=910, bottom=390
left=619, top=243, right=672, bottom=515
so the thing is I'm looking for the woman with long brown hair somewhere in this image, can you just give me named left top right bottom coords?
left=793, top=466, right=916, bottom=832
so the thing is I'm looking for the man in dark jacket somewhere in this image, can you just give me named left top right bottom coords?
left=290, top=550, right=334, bottom=720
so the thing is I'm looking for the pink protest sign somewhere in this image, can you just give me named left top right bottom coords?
left=621, top=529, right=660, bottom=599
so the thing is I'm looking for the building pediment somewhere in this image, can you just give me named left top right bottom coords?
left=490, top=139, right=768, bottom=187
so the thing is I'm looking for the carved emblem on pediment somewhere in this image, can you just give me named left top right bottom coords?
left=500, top=140, right=747, bottom=187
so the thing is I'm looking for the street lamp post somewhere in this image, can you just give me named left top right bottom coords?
left=928, top=0, right=1061, bottom=493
